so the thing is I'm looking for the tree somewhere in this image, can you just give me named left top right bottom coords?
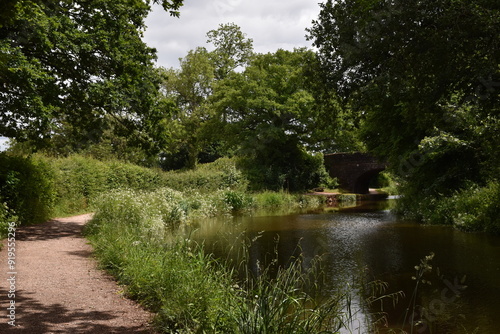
left=308, top=0, right=500, bottom=225
left=159, top=47, right=216, bottom=169
left=206, top=23, right=254, bottom=80
left=212, top=49, right=330, bottom=191
left=0, top=0, right=184, bottom=150
left=308, top=0, right=499, bottom=160
left=158, top=23, right=254, bottom=169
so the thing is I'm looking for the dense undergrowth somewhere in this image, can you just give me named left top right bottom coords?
left=0, top=154, right=246, bottom=233
left=396, top=179, right=500, bottom=234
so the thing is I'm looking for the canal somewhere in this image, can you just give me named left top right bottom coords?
left=192, top=200, right=500, bottom=333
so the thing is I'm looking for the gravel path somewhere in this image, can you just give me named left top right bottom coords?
left=0, top=214, right=155, bottom=333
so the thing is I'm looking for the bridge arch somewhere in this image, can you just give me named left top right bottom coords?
left=324, top=152, right=386, bottom=194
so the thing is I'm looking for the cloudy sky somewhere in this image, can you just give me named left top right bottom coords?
left=0, top=137, right=9, bottom=151
left=142, top=0, right=322, bottom=69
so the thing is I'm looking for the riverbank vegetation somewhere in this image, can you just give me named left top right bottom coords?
left=308, top=0, right=499, bottom=233
left=3, top=1, right=498, bottom=233
left=84, top=186, right=389, bottom=333
left=0, top=152, right=325, bottom=237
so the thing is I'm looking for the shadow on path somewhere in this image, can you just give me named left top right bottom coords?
left=0, top=214, right=154, bottom=333
left=0, top=287, right=150, bottom=333
left=17, top=219, right=85, bottom=242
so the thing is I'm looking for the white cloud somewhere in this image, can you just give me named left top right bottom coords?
left=143, top=0, right=321, bottom=68
left=0, top=137, right=10, bottom=151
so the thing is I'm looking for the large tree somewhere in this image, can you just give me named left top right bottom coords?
left=0, top=0, right=183, bottom=151
left=159, top=47, right=216, bottom=169
left=308, top=0, right=499, bottom=159
left=212, top=49, right=330, bottom=191
left=308, top=0, right=500, bottom=225
left=158, top=23, right=254, bottom=169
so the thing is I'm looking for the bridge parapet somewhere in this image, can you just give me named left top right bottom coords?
left=324, top=152, right=386, bottom=194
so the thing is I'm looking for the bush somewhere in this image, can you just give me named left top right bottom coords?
left=48, top=155, right=166, bottom=216
left=222, top=190, right=254, bottom=212
left=0, top=153, right=56, bottom=225
left=161, top=158, right=248, bottom=193
left=448, top=180, right=500, bottom=233
left=397, top=179, right=500, bottom=234
left=0, top=202, right=14, bottom=239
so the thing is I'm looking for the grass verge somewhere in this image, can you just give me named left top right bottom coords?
left=84, top=188, right=350, bottom=333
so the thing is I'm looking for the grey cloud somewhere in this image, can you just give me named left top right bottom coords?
left=143, top=0, right=321, bottom=68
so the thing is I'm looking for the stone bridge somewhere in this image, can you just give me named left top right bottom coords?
left=324, top=152, right=386, bottom=194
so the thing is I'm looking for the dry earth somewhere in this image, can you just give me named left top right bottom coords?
left=0, top=214, right=155, bottom=333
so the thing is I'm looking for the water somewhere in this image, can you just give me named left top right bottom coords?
left=191, top=200, right=500, bottom=333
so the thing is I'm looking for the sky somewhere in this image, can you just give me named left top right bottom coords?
left=142, top=0, right=322, bottom=69
left=0, top=137, right=9, bottom=151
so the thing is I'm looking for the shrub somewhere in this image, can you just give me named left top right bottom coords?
left=237, top=152, right=329, bottom=192
left=48, top=155, right=166, bottom=216
left=161, top=157, right=248, bottom=193
left=49, top=155, right=109, bottom=215
left=0, top=202, right=14, bottom=239
left=0, top=153, right=56, bottom=225
left=449, top=180, right=500, bottom=233
left=397, top=178, right=500, bottom=234
left=222, top=190, right=254, bottom=212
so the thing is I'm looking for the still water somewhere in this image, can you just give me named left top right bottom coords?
left=191, top=200, right=500, bottom=333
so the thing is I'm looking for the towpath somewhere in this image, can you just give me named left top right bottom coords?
left=0, top=214, right=154, bottom=333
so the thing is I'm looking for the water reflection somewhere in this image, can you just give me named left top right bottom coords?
left=191, top=200, right=500, bottom=333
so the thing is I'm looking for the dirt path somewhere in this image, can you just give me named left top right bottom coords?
left=0, top=214, right=155, bottom=333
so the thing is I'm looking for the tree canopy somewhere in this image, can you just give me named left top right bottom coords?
left=308, top=0, right=500, bottom=228
left=211, top=49, right=331, bottom=190
left=308, top=0, right=499, bottom=162
left=206, top=22, right=254, bottom=80
left=157, top=23, right=254, bottom=169
left=0, top=0, right=183, bottom=149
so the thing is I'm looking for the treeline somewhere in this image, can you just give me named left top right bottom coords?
left=308, top=0, right=500, bottom=233
left=2, top=0, right=499, bottom=233
left=6, top=22, right=349, bottom=193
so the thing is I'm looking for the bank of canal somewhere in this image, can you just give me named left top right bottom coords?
left=192, top=200, right=500, bottom=333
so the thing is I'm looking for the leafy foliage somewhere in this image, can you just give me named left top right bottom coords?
left=0, top=153, right=56, bottom=225
left=159, top=47, right=217, bottom=168
left=213, top=49, right=331, bottom=191
left=0, top=0, right=183, bottom=152
left=206, top=22, right=254, bottom=80
left=308, top=0, right=500, bottom=228
left=158, top=23, right=254, bottom=169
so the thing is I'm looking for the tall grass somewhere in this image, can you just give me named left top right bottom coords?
left=85, top=188, right=352, bottom=333
left=253, top=191, right=323, bottom=211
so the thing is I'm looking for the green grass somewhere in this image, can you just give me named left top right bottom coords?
left=84, top=188, right=351, bottom=333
